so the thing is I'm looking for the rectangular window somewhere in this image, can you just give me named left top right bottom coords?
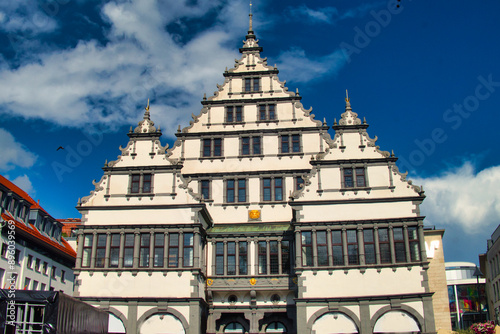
left=51, top=266, right=57, bottom=279
left=142, top=174, right=152, bottom=193
left=42, top=262, right=48, bottom=275
left=239, top=242, right=248, bottom=275
left=270, top=241, right=279, bottom=274
left=378, top=228, right=391, bottom=264
left=123, top=233, right=134, bottom=268
left=227, top=179, right=246, bottom=203
left=245, top=78, right=252, bottom=92
left=202, top=138, right=223, bottom=157
left=393, top=227, right=406, bottom=263
left=408, top=227, right=420, bottom=262
left=296, top=177, right=304, bottom=190
left=139, top=233, right=150, bottom=267
left=41, top=283, right=46, bottom=291
left=364, top=229, right=376, bottom=265
left=343, top=167, right=367, bottom=188
left=227, top=242, right=236, bottom=275
left=317, top=231, right=328, bottom=266
left=154, top=233, right=164, bottom=267
left=35, top=258, right=41, bottom=272
left=33, top=280, right=38, bottom=290
left=82, top=234, right=93, bottom=267
left=1, top=243, right=6, bottom=258
left=244, top=77, right=260, bottom=92
left=301, top=232, right=313, bottom=267
left=262, top=177, right=283, bottom=201
left=27, top=255, right=33, bottom=269
left=281, top=134, right=301, bottom=153
left=168, top=233, right=179, bottom=268
left=241, top=136, right=261, bottom=156
left=334, top=230, right=348, bottom=265
left=281, top=240, right=290, bottom=274
left=24, top=278, right=31, bottom=290
left=61, top=270, right=66, bottom=283
left=131, top=175, right=140, bottom=193
left=215, top=242, right=224, bottom=275
left=201, top=180, right=210, bottom=200
left=258, top=241, right=267, bottom=274
left=347, top=230, right=359, bottom=265
left=226, top=106, right=243, bottom=123
left=183, top=233, right=194, bottom=267
left=253, top=77, right=260, bottom=91
left=109, top=234, right=120, bottom=268
left=95, top=234, right=106, bottom=268
left=258, top=104, right=276, bottom=120
left=131, top=174, right=153, bottom=193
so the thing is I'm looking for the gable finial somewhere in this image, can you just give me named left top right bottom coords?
left=345, top=89, right=351, bottom=109
left=249, top=1, right=253, bottom=32
left=144, top=98, right=151, bottom=119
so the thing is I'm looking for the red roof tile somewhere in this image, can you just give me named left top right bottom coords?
left=1, top=212, right=76, bottom=259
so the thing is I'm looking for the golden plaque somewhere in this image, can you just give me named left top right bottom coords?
left=206, top=279, right=214, bottom=286
left=249, top=210, right=260, bottom=220
left=249, top=278, right=257, bottom=285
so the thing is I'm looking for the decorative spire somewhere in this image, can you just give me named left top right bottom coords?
left=249, top=0, right=253, bottom=33
left=345, top=89, right=351, bottom=109
left=133, top=99, right=157, bottom=134
left=338, top=90, right=362, bottom=126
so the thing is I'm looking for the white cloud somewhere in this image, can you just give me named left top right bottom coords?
left=413, top=162, right=500, bottom=235
left=0, top=128, right=37, bottom=171
left=285, top=2, right=385, bottom=25
left=0, top=0, right=58, bottom=34
left=9, top=174, right=35, bottom=196
left=276, top=47, right=347, bottom=83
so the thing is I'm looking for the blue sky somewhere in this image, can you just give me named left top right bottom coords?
left=0, top=0, right=499, bottom=265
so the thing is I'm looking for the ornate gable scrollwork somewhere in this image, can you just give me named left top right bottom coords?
left=361, top=132, right=391, bottom=158
left=178, top=175, right=202, bottom=202
left=80, top=175, right=107, bottom=205
left=390, top=164, right=424, bottom=195
left=289, top=167, right=317, bottom=200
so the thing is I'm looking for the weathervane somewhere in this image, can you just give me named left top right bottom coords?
left=345, top=89, right=350, bottom=103
left=145, top=98, right=150, bottom=112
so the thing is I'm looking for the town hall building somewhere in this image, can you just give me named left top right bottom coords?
left=74, top=11, right=438, bottom=334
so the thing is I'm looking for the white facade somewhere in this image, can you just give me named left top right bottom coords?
left=75, top=15, right=437, bottom=334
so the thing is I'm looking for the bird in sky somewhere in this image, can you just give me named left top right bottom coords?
left=56, top=146, right=64, bottom=151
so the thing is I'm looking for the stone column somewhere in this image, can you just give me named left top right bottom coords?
left=104, top=232, right=111, bottom=268
left=133, top=231, right=140, bottom=268
left=75, top=233, right=84, bottom=268
left=90, top=231, right=97, bottom=268
left=118, top=231, right=125, bottom=269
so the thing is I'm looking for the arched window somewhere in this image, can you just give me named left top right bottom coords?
left=312, top=312, right=358, bottom=334
left=266, top=321, right=287, bottom=333
left=224, top=322, right=245, bottom=333
left=373, top=310, right=420, bottom=333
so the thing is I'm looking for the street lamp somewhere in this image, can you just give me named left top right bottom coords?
left=473, top=265, right=484, bottom=322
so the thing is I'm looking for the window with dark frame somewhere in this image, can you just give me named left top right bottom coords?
left=393, top=227, right=406, bottom=263
left=201, top=180, right=210, bottom=200
left=95, top=234, right=106, bottom=268
left=296, top=177, right=304, bottom=190
left=270, top=241, right=279, bottom=274
left=61, top=270, right=65, bottom=283
left=262, top=177, right=283, bottom=202
left=258, top=104, right=276, bottom=121
left=123, top=233, right=134, bottom=268
left=244, top=77, right=260, bottom=92
left=227, top=242, right=236, bottom=275
left=241, top=136, right=261, bottom=156
left=332, top=230, right=344, bottom=265
left=202, top=138, right=223, bottom=158
left=130, top=174, right=153, bottom=194
left=239, top=242, right=248, bottom=275
left=280, top=134, right=301, bottom=153
left=301, top=231, right=313, bottom=267
left=226, top=179, right=246, bottom=203
left=139, top=233, right=150, bottom=268
left=378, top=228, right=391, bottom=264
left=27, top=255, right=33, bottom=269
left=215, top=242, right=224, bottom=275
left=258, top=241, right=267, bottom=274
left=109, top=234, right=120, bottom=268
left=168, top=233, right=179, bottom=268
left=154, top=233, right=164, bottom=267
left=317, top=231, right=328, bottom=266
left=51, top=266, right=56, bottom=279
left=343, top=167, right=367, bottom=188
left=363, top=229, right=376, bottom=264
left=347, top=230, right=359, bottom=265
left=82, top=235, right=93, bottom=267
left=183, top=233, right=194, bottom=267
left=281, top=240, right=290, bottom=274
left=226, top=106, right=243, bottom=123
left=408, top=227, right=420, bottom=262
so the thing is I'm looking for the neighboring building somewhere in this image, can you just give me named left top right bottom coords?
left=0, top=175, right=76, bottom=294
left=446, top=262, right=487, bottom=329
left=483, top=224, right=500, bottom=324
left=58, top=218, right=82, bottom=252
left=75, top=13, right=439, bottom=334
left=424, top=229, right=452, bottom=334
